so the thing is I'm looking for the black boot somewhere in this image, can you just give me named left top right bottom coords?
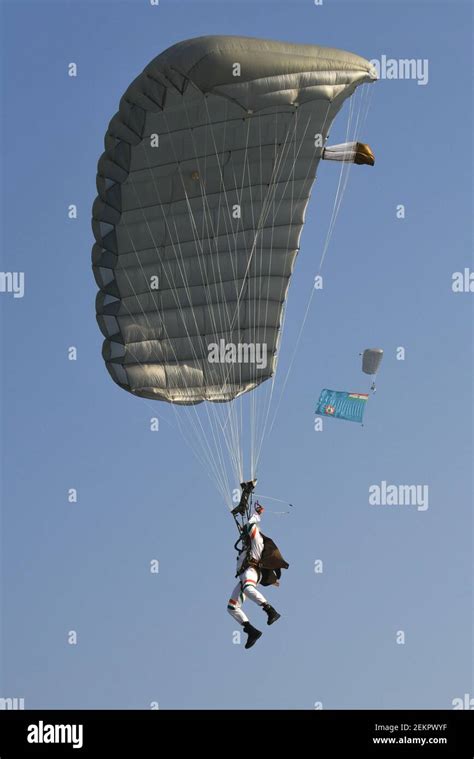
left=262, top=603, right=281, bottom=626
left=243, top=621, right=262, bottom=649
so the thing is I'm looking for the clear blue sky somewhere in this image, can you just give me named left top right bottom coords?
left=1, top=0, right=472, bottom=709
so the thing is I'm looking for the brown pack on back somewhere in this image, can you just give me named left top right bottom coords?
left=259, top=533, right=289, bottom=586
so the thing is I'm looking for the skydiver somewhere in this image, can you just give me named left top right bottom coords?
left=227, top=500, right=282, bottom=650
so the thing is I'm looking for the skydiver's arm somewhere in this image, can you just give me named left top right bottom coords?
left=243, top=506, right=262, bottom=539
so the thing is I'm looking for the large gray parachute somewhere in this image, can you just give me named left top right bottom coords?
left=92, top=36, right=376, bottom=404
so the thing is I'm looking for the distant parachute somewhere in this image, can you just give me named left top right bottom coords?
left=315, top=349, right=384, bottom=425
left=362, top=348, right=384, bottom=375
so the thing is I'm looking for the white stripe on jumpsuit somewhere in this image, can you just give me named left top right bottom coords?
left=228, top=506, right=268, bottom=625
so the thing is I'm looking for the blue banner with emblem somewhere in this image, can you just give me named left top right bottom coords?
left=315, top=389, right=369, bottom=424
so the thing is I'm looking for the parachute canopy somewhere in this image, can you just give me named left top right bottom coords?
left=362, top=348, right=384, bottom=375
left=315, top=389, right=368, bottom=424
left=92, top=35, right=377, bottom=406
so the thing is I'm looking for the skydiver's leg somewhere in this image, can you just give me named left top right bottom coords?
left=240, top=568, right=268, bottom=607
left=227, top=582, right=248, bottom=625
left=228, top=576, right=264, bottom=649
left=241, top=569, right=281, bottom=625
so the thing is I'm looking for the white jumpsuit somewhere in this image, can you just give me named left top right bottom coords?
left=227, top=508, right=268, bottom=625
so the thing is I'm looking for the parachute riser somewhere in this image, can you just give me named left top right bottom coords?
left=231, top=479, right=257, bottom=542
